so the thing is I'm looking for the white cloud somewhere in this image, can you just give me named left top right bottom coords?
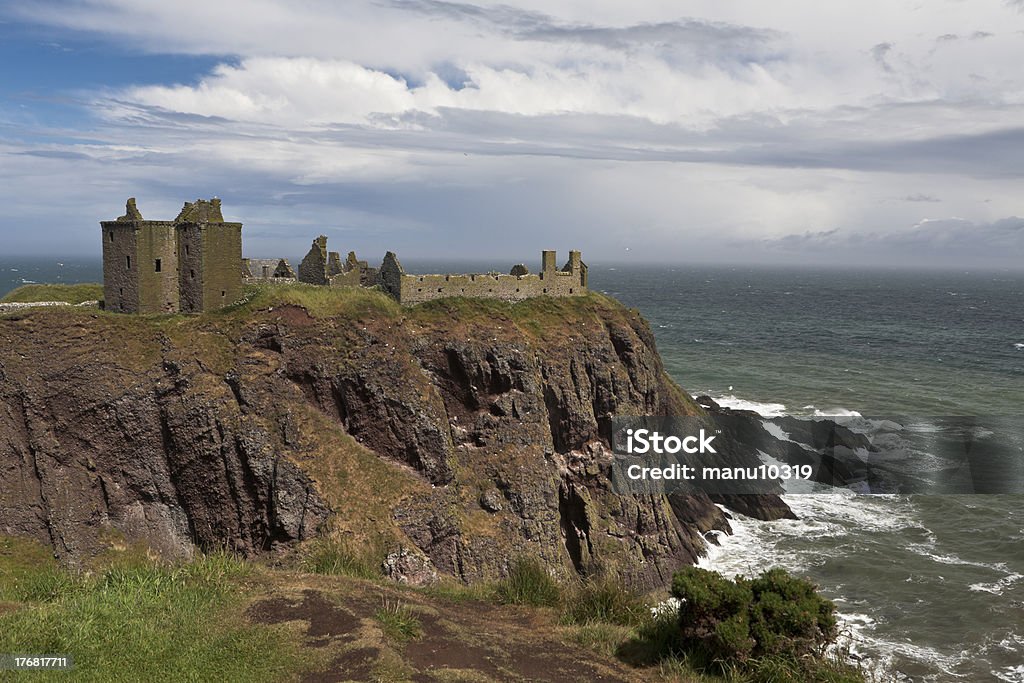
left=2, top=0, right=1023, bottom=266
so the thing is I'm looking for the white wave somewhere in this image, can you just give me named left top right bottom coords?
left=704, top=393, right=787, bottom=417
left=997, top=634, right=1024, bottom=652
left=1014, top=343, right=1024, bottom=350
left=760, top=420, right=793, bottom=443
left=812, top=407, right=863, bottom=417
left=969, top=573, right=1024, bottom=595
left=993, top=665, right=1024, bottom=682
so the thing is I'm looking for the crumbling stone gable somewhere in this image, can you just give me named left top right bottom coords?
left=298, top=236, right=376, bottom=288
left=298, top=236, right=329, bottom=285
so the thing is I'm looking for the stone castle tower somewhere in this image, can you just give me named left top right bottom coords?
left=101, top=198, right=242, bottom=313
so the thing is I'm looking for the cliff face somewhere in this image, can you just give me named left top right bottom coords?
left=0, top=291, right=788, bottom=588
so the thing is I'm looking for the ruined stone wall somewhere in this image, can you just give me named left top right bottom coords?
left=101, top=222, right=140, bottom=313
left=135, top=222, right=180, bottom=313
left=176, top=224, right=205, bottom=313
left=391, top=251, right=588, bottom=305
left=176, top=222, right=242, bottom=312
left=199, top=223, right=243, bottom=310
left=243, top=276, right=297, bottom=286
left=328, top=269, right=362, bottom=287
left=298, top=236, right=329, bottom=285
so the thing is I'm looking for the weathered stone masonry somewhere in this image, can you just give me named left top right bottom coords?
left=101, top=198, right=242, bottom=313
left=296, top=235, right=377, bottom=288
left=379, top=249, right=588, bottom=305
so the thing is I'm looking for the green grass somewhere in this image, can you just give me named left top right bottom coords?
left=0, top=539, right=305, bottom=683
left=224, top=283, right=401, bottom=320
left=0, top=283, right=103, bottom=305
left=565, top=621, right=635, bottom=657
left=374, top=598, right=423, bottom=642
left=495, top=557, right=561, bottom=607
left=421, top=579, right=498, bottom=604
left=560, top=574, right=649, bottom=627
left=302, top=537, right=387, bottom=580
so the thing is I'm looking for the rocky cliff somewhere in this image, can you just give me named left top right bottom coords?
left=0, top=288, right=792, bottom=588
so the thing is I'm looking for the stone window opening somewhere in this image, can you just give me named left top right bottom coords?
left=126, top=255, right=131, bottom=269
left=109, top=231, right=114, bottom=242
left=190, top=269, right=195, bottom=279
left=155, top=259, right=161, bottom=272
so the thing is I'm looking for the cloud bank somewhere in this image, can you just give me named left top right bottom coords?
left=1, top=0, right=1022, bottom=267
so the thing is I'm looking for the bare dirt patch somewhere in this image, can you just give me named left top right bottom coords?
left=248, top=589, right=362, bottom=644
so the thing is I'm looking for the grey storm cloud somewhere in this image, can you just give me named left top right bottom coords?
left=387, top=0, right=784, bottom=63
left=760, top=217, right=1024, bottom=259
left=870, top=42, right=894, bottom=72
left=901, top=194, right=941, bottom=203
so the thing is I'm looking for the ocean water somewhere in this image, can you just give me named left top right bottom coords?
left=599, top=265, right=1024, bottom=682
left=4, top=259, right=1023, bottom=680
left=0, top=257, right=102, bottom=298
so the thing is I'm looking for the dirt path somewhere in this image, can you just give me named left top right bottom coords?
left=247, top=583, right=648, bottom=682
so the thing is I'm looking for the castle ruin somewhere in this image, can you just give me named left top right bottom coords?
left=101, top=198, right=242, bottom=313
left=296, top=236, right=378, bottom=287
left=243, top=258, right=296, bottom=283
left=102, top=198, right=586, bottom=312
left=379, top=250, right=588, bottom=304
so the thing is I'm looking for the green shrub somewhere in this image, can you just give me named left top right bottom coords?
left=496, top=557, right=561, bottom=607
left=670, top=566, right=842, bottom=676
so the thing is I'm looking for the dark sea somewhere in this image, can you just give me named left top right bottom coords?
left=3, top=258, right=1023, bottom=681
left=597, top=264, right=1024, bottom=683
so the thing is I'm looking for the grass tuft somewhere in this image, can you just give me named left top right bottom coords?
left=302, top=537, right=387, bottom=580
left=374, top=598, right=423, bottom=641
left=495, top=557, right=561, bottom=607
left=560, top=574, right=649, bottom=627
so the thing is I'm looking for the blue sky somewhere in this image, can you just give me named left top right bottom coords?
left=1, top=1, right=1023, bottom=268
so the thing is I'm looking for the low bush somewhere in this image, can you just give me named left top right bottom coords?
left=669, top=566, right=853, bottom=680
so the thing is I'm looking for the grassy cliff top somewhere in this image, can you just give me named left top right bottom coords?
left=225, top=282, right=637, bottom=325
left=1, top=283, right=103, bottom=305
